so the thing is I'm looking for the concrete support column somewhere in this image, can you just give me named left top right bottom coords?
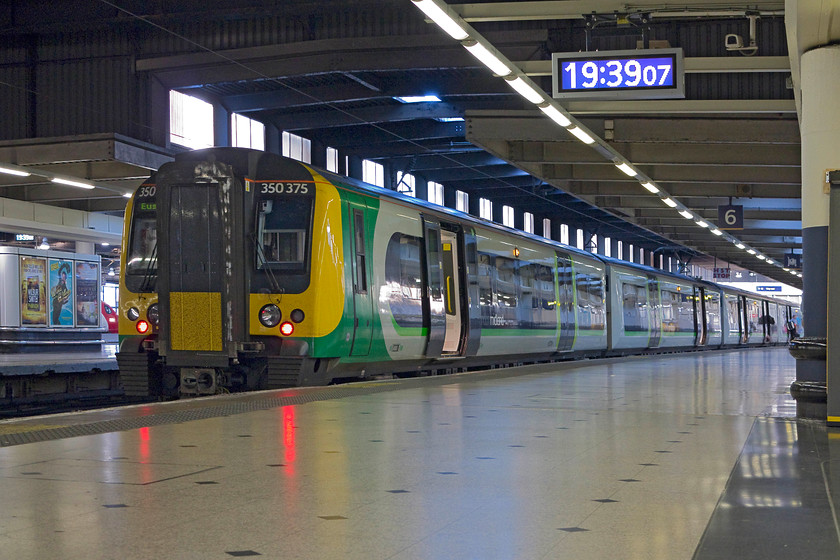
left=797, top=45, right=840, bottom=393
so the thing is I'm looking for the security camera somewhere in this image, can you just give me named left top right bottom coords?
left=725, top=34, right=744, bottom=50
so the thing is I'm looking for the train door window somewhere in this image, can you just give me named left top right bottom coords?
left=622, top=279, right=647, bottom=332
left=725, top=295, right=741, bottom=337
left=495, top=257, right=518, bottom=326
left=353, top=209, right=367, bottom=293
left=536, top=264, right=555, bottom=328
left=519, top=263, right=537, bottom=327
left=576, top=263, right=606, bottom=331
left=706, top=292, right=721, bottom=334
left=384, top=233, right=423, bottom=329
left=478, top=253, right=494, bottom=324
left=746, top=299, right=761, bottom=334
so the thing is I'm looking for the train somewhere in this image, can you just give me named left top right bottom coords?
left=116, top=148, right=800, bottom=397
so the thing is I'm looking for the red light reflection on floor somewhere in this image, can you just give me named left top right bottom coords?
left=282, top=406, right=296, bottom=465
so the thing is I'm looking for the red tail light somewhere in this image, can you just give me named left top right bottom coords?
left=136, top=320, right=150, bottom=334
left=280, top=322, right=294, bottom=336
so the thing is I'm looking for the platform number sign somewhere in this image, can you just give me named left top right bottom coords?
left=785, top=253, right=802, bottom=270
left=719, top=205, right=743, bottom=230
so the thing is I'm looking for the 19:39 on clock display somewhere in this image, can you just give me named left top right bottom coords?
left=551, top=48, right=685, bottom=100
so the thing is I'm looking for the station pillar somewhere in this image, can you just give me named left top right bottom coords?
left=796, top=45, right=840, bottom=418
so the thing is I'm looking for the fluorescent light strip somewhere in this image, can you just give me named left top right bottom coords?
left=0, top=165, right=31, bottom=177
left=568, top=126, right=595, bottom=145
left=463, top=41, right=511, bottom=77
left=711, top=229, right=723, bottom=236
left=695, top=220, right=709, bottom=228
left=641, top=182, right=659, bottom=193
left=662, top=198, right=677, bottom=208
left=747, top=249, right=756, bottom=255
left=506, top=76, right=544, bottom=104
left=539, top=104, right=571, bottom=127
left=411, top=0, right=469, bottom=40
left=51, top=177, right=95, bottom=190
left=679, top=210, right=693, bottom=219
left=615, top=162, right=637, bottom=177
left=735, top=243, right=745, bottom=249
left=756, top=254, right=766, bottom=260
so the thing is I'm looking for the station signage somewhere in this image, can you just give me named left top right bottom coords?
left=784, top=253, right=802, bottom=270
left=756, top=285, right=782, bottom=292
left=718, top=205, right=743, bottom=230
left=552, top=48, right=685, bottom=100
left=712, top=267, right=730, bottom=279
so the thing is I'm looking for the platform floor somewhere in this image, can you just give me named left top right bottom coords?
left=1, top=347, right=837, bottom=559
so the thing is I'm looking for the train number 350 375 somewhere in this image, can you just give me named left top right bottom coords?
left=260, top=182, right=310, bottom=194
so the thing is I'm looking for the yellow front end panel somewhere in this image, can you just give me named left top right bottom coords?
left=170, top=292, right=223, bottom=351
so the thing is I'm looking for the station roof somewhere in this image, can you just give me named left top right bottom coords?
left=1, top=0, right=835, bottom=288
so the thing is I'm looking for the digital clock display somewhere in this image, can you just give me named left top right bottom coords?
left=552, top=48, right=684, bottom=100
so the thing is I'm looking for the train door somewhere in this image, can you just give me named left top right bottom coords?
left=555, top=252, right=575, bottom=351
left=349, top=201, right=373, bottom=356
left=646, top=275, right=661, bottom=348
left=440, top=228, right=465, bottom=355
left=157, top=166, right=246, bottom=363
left=695, top=287, right=708, bottom=346
left=422, top=217, right=447, bottom=358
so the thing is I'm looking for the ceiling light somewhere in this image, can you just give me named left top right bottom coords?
left=757, top=254, right=766, bottom=260
left=51, top=177, right=95, bottom=189
left=463, top=41, right=512, bottom=77
left=123, top=192, right=132, bottom=198
left=711, top=229, right=723, bottom=236
left=747, top=249, right=756, bottom=255
left=615, top=162, right=637, bottom=177
left=568, top=126, right=595, bottom=144
left=0, top=165, right=31, bottom=177
left=395, top=95, right=441, bottom=103
left=695, top=220, right=709, bottom=228
left=641, top=182, right=659, bottom=193
left=505, top=76, right=544, bottom=104
left=411, top=0, right=470, bottom=40
left=790, top=270, right=798, bottom=275
left=679, top=210, right=693, bottom=219
left=539, top=104, right=571, bottom=127
left=735, top=243, right=745, bottom=249
left=662, top=198, right=677, bottom=208
left=436, top=117, right=464, bottom=122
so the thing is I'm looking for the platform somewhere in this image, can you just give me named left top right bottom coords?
left=0, top=347, right=836, bottom=559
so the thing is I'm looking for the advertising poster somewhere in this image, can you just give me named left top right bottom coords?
left=75, top=261, right=100, bottom=326
left=48, top=259, right=74, bottom=327
left=20, top=256, right=47, bottom=325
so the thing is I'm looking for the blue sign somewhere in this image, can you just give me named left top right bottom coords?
left=552, top=48, right=684, bottom=100
left=785, top=253, right=802, bottom=269
left=756, top=285, right=782, bottom=292
left=719, top=205, right=743, bottom=230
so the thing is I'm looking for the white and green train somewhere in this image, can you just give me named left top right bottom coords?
left=117, top=148, right=798, bottom=397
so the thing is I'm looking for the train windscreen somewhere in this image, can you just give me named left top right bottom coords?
left=124, top=186, right=158, bottom=292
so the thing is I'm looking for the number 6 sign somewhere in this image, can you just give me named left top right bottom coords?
left=718, top=205, right=743, bottom=230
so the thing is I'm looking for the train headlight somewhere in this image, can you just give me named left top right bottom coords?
left=259, top=304, right=282, bottom=327
left=127, top=307, right=140, bottom=321
left=147, top=304, right=160, bottom=327
left=280, top=322, right=294, bottom=336
left=136, top=320, right=150, bottom=334
left=290, top=309, right=305, bottom=323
